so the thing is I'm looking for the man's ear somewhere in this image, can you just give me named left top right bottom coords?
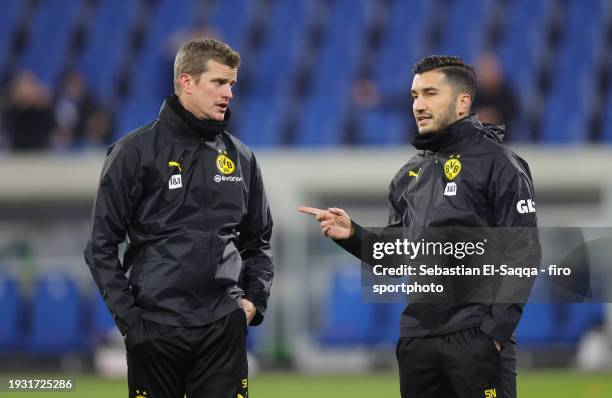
left=457, top=93, right=472, bottom=117
left=179, top=73, right=193, bottom=95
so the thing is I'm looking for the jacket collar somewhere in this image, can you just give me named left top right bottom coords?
left=158, top=95, right=230, bottom=142
left=411, top=113, right=505, bottom=153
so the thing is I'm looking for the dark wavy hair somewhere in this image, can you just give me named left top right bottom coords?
left=413, top=55, right=476, bottom=98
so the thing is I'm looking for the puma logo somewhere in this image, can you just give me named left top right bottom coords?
left=408, top=168, right=422, bottom=180
left=168, top=161, right=182, bottom=172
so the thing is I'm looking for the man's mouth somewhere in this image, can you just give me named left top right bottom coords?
left=215, top=103, right=228, bottom=112
left=417, top=114, right=432, bottom=123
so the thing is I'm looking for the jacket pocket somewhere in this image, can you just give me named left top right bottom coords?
left=477, top=328, right=501, bottom=356
left=135, top=247, right=155, bottom=308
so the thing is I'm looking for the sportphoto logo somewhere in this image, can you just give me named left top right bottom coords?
left=214, top=174, right=242, bottom=183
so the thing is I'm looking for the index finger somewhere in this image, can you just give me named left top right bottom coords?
left=298, top=206, right=324, bottom=216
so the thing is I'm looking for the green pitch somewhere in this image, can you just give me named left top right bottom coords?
left=3, top=371, right=611, bottom=397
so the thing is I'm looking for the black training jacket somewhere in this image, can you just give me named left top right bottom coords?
left=84, top=98, right=274, bottom=335
left=337, top=114, right=540, bottom=344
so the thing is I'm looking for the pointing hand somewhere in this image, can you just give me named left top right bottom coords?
left=298, top=206, right=353, bottom=240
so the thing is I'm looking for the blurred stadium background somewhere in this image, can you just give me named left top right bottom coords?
left=1, top=0, right=612, bottom=396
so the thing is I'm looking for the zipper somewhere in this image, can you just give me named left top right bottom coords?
left=199, top=137, right=208, bottom=210
left=422, top=152, right=439, bottom=226
left=199, top=137, right=215, bottom=280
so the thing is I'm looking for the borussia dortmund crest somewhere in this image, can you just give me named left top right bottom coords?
left=216, top=152, right=235, bottom=175
left=444, top=155, right=462, bottom=181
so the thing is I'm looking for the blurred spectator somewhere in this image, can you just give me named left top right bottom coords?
left=1, top=71, right=56, bottom=151
left=51, top=71, right=99, bottom=151
left=351, top=79, right=414, bottom=115
left=346, top=78, right=415, bottom=143
left=472, top=53, right=518, bottom=129
left=79, top=109, right=113, bottom=150
left=351, top=79, right=381, bottom=108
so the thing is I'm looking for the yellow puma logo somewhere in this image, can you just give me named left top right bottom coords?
left=168, top=161, right=182, bottom=172
left=408, top=168, right=422, bottom=180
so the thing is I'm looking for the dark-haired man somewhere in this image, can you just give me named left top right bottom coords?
left=300, top=55, right=539, bottom=398
left=85, top=38, right=274, bottom=398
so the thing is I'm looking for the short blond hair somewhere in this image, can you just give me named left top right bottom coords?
left=173, top=38, right=240, bottom=93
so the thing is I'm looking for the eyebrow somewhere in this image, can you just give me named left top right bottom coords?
left=212, top=77, right=237, bottom=85
left=411, top=87, right=438, bottom=95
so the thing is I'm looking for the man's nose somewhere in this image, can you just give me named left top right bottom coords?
left=223, top=85, right=233, bottom=100
left=413, top=96, right=426, bottom=112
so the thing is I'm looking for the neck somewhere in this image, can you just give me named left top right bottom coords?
left=411, top=114, right=478, bottom=152
left=177, top=95, right=205, bottom=120
left=166, top=95, right=229, bottom=139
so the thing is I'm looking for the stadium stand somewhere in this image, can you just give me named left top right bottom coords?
left=1, top=0, right=611, bottom=148
left=77, top=0, right=141, bottom=105
left=90, top=291, right=117, bottom=345
left=0, top=273, right=22, bottom=351
left=318, top=264, right=378, bottom=346
left=26, top=273, right=84, bottom=354
left=18, top=0, right=83, bottom=90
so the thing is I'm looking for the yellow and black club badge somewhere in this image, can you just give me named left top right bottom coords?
left=216, top=151, right=235, bottom=175
left=444, top=154, right=462, bottom=181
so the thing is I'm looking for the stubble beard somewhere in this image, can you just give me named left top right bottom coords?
left=431, top=101, right=458, bottom=134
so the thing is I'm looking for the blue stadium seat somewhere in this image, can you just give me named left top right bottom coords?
left=295, top=0, right=368, bottom=146
left=0, top=0, right=24, bottom=70
left=237, top=96, right=285, bottom=147
left=495, top=0, right=554, bottom=142
left=358, top=111, right=407, bottom=146
left=208, top=0, right=252, bottom=54
left=113, top=98, right=158, bottom=141
left=436, top=0, right=494, bottom=64
left=26, top=273, right=84, bottom=354
left=375, top=0, right=435, bottom=94
left=318, top=264, right=378, bottom=346
left=355, top=0, right=436, bottom=145
left=516, top=303, right=556, bottom=345
left=541, top=0, right=606, bottom=143
left=601, top=92, right=612, bottom=142
left=19, top=0, right=83, bottom=89
left=250, top=0, right=307, bottom=93
left=516, top=302, right=604, bottom=346
left=370, top=301, right=404, bottom=346
left=91, top=292, right=117, bottom=344
left=237, top=0, right=310, bottom=147
left=114, top=0, right=199, bottom=137
left=562, top=303, right=604, bottom=342
left=0, top=274, right=22, bottom=351
left=498, top=0, right=552, bottom=94
left=77, top=0, right=140, bottom=104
